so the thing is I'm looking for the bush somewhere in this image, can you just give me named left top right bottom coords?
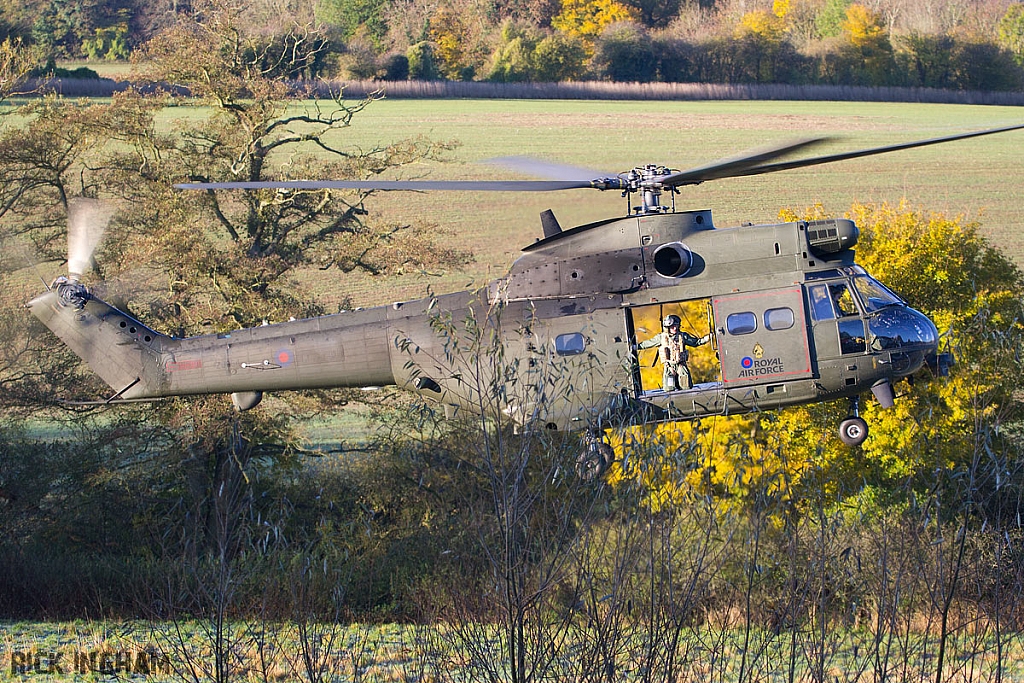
left=487, top=24, right=586, bottom=83
left=383, top=53, right=409, bottom=80
left=487, top=26, right=535, bottom=82
left=29, top=61, right=101, bottom=79
left=949, top=40, right=1023, bottom=91
left=897, top=33, right=955, bottom=88
left=532, top=33, right=587, bottom=81
left=593, top=22, right=658, bottom=82
left=407, top=41, right=440, bottom=80
left=654, top=36, right=697, bottom=83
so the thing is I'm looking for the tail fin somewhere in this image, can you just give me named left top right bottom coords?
left=27, top=283, right=166, bottom=401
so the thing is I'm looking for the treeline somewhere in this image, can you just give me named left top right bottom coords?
left=3, top=0, right=1024, bottom=90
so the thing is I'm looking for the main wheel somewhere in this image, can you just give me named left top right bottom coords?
left=576, top=438, right=614, bottom=481
left=839, top=417, right=869, bottom=446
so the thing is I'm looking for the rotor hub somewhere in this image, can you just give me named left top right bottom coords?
left=53, top=276, right=91, bottom=309
left=625, top=165, right=675, bottom=214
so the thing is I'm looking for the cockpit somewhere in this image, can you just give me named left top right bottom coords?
left=806, top=266, right=938, bottom=375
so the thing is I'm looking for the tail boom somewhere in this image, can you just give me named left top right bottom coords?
left=27, top=288, right=400, bottom=403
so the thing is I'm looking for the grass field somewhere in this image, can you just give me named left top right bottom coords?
left=260, top=99, right=1024, bottom=307
left=4, top=618, right=1024, bottom=682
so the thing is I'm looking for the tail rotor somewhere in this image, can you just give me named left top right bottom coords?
left=66, top=197, right=113, bottom=283
left=54, top=198, right=114, bottom=308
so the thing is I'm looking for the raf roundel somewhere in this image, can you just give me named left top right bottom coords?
left=741, top=357, right=754, bottom=369
left=276, top=349, right=294, bottom=367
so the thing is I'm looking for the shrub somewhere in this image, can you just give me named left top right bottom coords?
left=407, top=41, right=440, bottom=80
left=383, top=53, right=409, bottom=80
left=593, top=22, right=658, bottom=82
left=949, top=40, right=1023, bottom=91
left=896, top=33, right=954, bottom=88
left=532, top=33, right=587, bottom=81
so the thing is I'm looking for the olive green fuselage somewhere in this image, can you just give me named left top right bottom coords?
left=28, top=210, right=937, bottom=431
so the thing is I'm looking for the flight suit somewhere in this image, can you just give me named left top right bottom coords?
left=638, top=330, right=711, bottom=390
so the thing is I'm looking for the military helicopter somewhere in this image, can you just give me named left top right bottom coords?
left=27, top=123, right=1024, bottom=474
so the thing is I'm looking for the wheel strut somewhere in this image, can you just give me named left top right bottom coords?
left=838, top=396, right=868, bottom=446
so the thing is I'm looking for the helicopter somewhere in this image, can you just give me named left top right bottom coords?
left=27, top=123, right=1024, bottom=476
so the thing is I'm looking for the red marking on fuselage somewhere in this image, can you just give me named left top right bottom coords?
left=166, top=359, right=202, bottom=372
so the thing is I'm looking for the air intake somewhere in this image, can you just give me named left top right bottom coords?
left=805, top=219, right=858, bottom=254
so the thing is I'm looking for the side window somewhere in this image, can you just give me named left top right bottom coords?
left=839, top=319, right=866, bottom=354
left=764, top=307, right=795, bottom=331
left=727, top=312, right=757, bottom=335
left=808, top=284, right=835, bottom=322
left=554, top=332, right=586, bottom=355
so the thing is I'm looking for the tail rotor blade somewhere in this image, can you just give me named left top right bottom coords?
left=67, top=198, right=113, bottom=282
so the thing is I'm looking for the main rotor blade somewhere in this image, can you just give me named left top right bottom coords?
left=175, top=179, right=598, bottom=192
left=726, top=123, right=1024, bottom=178
left=485, top=156, right=617, bottom=182
left=660, top=137, right=830, bottom=187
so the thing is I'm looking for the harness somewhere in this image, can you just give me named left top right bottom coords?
left=660, top=333, right=689, bottom=366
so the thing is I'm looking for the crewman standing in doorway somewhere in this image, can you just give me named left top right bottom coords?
left=639, top=314, right=711, bottom=390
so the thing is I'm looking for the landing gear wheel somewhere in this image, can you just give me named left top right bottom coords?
left=839, top=417, right=868, bottom=446
left=576, top=436, right=614, bottom=481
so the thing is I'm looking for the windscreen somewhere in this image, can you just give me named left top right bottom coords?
left=852, top=275, right=903, bottom=313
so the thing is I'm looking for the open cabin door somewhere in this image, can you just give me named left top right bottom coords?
left=626, top=299, right=721, bottom=397
left=712, top=287, right=813, bottom=387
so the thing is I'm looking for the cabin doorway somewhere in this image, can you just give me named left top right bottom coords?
left=627, top=298, right=720, bottom=396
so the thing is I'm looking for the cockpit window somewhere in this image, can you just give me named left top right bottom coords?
left=829, top=283, right=859, bottom=317
left=852, top=275, right=903, bottom=312
left=808, top=284, right=835, bottom=321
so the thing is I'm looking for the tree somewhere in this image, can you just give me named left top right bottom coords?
left=317, top=0, right=390, bottom=48
left=487, top=23, right=542, bottom=82
left=840, top=3, right=896, bottom=84
left=736, top=9, right=788, bottom=43
left=407, top=40, right=441, bottom=79
left=897, top=33, right=954, bottom=87
left=816, top=0, right=852, bottom=37
left=0, top=0, right=471, bottom=624
left=487, top=23, right=587, bottom=82
left=997, top=2, right=1024, bottom=66
left=593, top=22, right=658, bottom=81
left=551, top=0, right=639, bottom=50
left=429, top=5, right=475, bottom=80
left=128, top=3, right=465, bottom=329
left=532, top=32, right=587, bottom=80
left=0, top=37, right=36, bottom=103
left=619, top=0, right=683, bottom=28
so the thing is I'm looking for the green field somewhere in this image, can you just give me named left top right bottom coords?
left=263, top=99, right=1024, bottom=307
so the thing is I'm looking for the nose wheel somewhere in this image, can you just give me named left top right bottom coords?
left=838, top=397, right=869, bottom=446
left=576, top=431, right=614, bottom=481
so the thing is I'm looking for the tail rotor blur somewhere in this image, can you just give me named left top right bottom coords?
left=66, top=198, right=113, bottom=283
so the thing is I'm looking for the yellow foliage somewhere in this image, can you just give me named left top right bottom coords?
left=633, top=300, right=716, bottom=391
left=552, top=0, right=638, bottom=45
left=772, top=0, right=791, bottom=19
left=842, top=3, right=886, bottom=48
left=735, top=9, right=787, bottom=42
left=429, top=6, right=471, bottom=78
